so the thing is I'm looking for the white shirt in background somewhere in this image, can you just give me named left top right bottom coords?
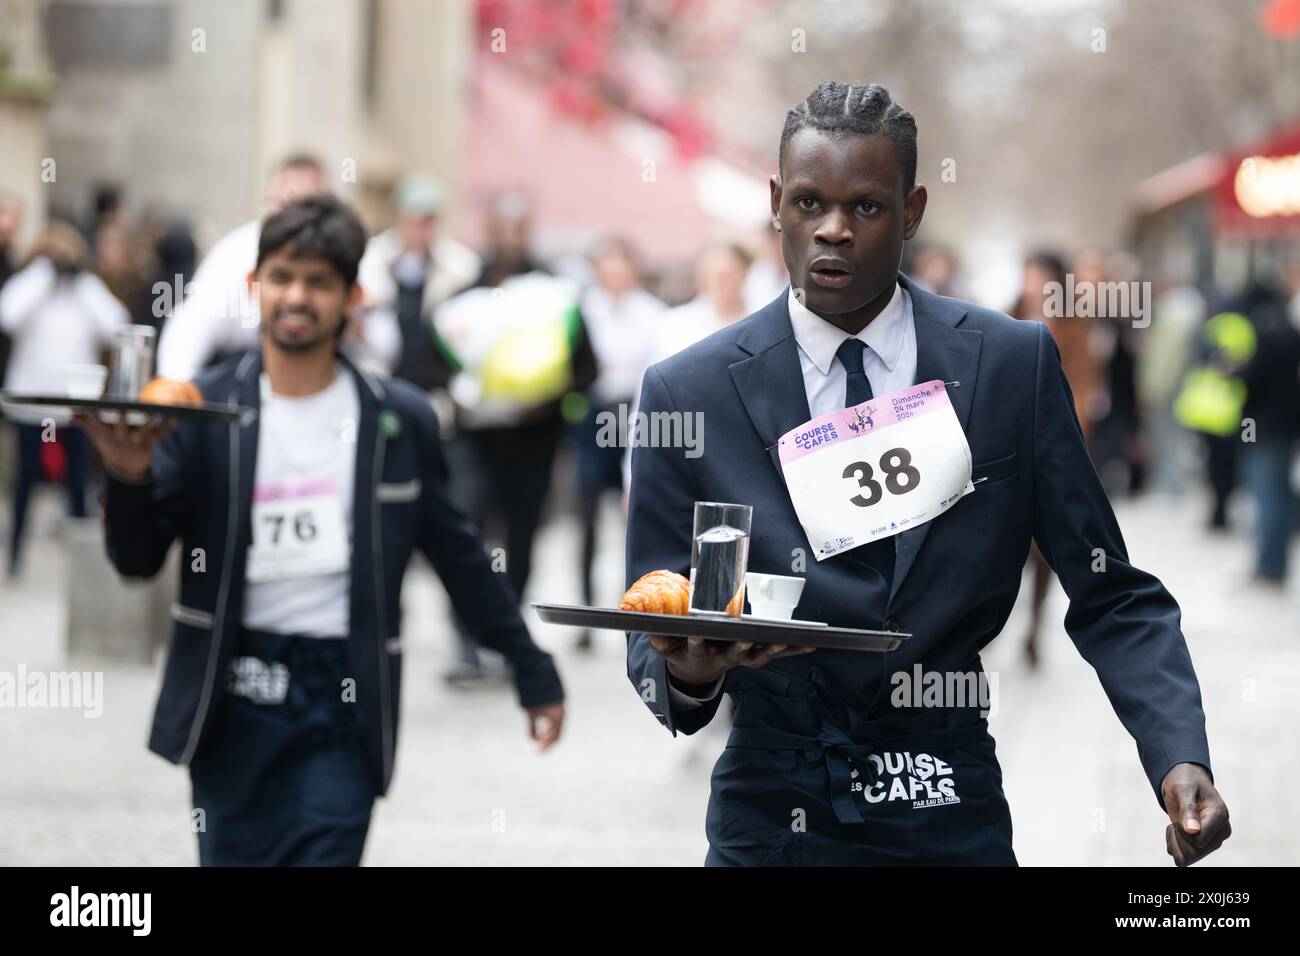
left=651, top=296, right=746, bottom=367
left=0, top=257, right=129, bottom=423
left=744, top=258, right=789, bottom=313
left=580, top=285, right=665, bottom=406
left=241, top=365, right=360, bottom=638
left=157, top=219, right=262, bottom=380
left=623, top=296, right=748, bottom=492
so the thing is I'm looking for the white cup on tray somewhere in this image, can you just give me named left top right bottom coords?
left=65, top=364, right=108, bottom=400
left=744, top=572, right=809, bottom=622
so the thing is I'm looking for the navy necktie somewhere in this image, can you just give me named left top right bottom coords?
left=836, top=339, right=873, bottom=406
left=835, top=338, right=895, bottom=593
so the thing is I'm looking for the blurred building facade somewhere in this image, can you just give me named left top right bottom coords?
left=0, top=0, right=56, bottom=246
left=4, top=0, right=474, bottom=243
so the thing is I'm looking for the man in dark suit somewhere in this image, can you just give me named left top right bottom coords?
left=625, top=81, right=1229, bottom=866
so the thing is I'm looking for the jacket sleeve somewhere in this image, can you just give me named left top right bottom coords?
left=413, top=405, right=564, bottom=709
left=624, top=364, right=725, bottom=736
left=1029, top=322, right=1212, bottom=810
left=102, top=422, right=200, bottom=579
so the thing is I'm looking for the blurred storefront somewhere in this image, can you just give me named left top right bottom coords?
left=1133, top=118, right=1300, bottom=295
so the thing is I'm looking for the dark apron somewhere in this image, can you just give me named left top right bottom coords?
left=189, top=629, right=376, bottom=866
left=706, top=666, right=1016, bottom=866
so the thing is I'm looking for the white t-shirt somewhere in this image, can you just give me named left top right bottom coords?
left=241, top=365, right=360, bottom=638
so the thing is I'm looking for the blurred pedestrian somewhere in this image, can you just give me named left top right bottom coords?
left=912, top=244, right=961, bottom=298
left=1237, top=272, right=1300, bottom=584
left=743, top=225, right=788, bottom=312
left=573, top=237, right=663, bottom=651
left=1011, top=251, right=1102, bottom=667
left=1174, top=307, right=1257, bottom=531
left=145, top=216, right=199, bottom=336
left=1074, top=251, right=1143, bottom=496
left=0, top=221, right=128, bottom=577
left=95, top=217, right=155, bottom=326
left=0, top=191, right=21, bottom=289
left=356, top=174, right=481, bottom=388
left=0, top=191, right=25, bottom=389
left=624, top=241, right=753, bottom=489
left=657, top=242, right=753, bottom=361
left=436, top=192, right=597, bottom=684
left=156, top=154, right=327, bottom=379
left=1137, top=280, right=1204, bottom=500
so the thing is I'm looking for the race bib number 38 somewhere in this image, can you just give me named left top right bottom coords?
left=245, top=478, right=350, bottom=582
left=778, top=379, right=973, bottom=561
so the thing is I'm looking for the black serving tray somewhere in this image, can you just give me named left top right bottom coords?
left=532, top=602, right=909, bottom=652
left=0, top=393, right=250, bottom=423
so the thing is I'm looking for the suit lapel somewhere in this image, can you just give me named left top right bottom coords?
left=728, top=293, right=811, bottom=487
left=888, top=274, right=982, bottom=604
left=343, top=355, right=382, bottom=637
left=233, top=352, right=262, bottom=558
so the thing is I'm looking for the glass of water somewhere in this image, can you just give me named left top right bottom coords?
left=689, top=501, right=753, bottom=616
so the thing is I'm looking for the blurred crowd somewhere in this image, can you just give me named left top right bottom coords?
left=2, top=154, right=1298, bottom=678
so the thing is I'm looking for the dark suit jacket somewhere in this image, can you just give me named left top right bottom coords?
left=103, top=351, right=563, bottom=794
left=625, top=273, right=1211, bottom=811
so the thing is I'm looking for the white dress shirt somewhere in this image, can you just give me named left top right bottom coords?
left=788, top=280, right=917, bottom=419
left=668, top=279, right=918, bottom=708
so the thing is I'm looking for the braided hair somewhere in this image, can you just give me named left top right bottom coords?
left=779, top=82, right=917, bottom=193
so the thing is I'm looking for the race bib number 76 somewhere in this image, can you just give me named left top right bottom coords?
left=245, top=478, right=350, bottom=582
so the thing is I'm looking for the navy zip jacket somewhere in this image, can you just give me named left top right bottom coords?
left=103, top=350, right=563, bottom=794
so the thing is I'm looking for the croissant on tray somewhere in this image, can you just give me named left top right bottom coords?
left=619, top=569, right=691, bottom=615
left=139, top=377, right=203, bottom=407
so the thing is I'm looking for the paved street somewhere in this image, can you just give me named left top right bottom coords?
left=1, top=482, right=1296, bottom=866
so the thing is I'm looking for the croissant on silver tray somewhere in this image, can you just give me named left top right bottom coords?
left=619, top=569, right=691, bottom=615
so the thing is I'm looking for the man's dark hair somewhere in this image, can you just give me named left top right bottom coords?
left=1027, top=250, right=1067, bottom=286
left=779, top=81, right=918, bottom=194
left=256, top=194, right=367, bottom=286
left=278, top=152, right=325, bottom=174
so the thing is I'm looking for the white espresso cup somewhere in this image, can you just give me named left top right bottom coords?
left=744, top=572, right=806, bottom=620
left=65, top=364, right=108, bottom=400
